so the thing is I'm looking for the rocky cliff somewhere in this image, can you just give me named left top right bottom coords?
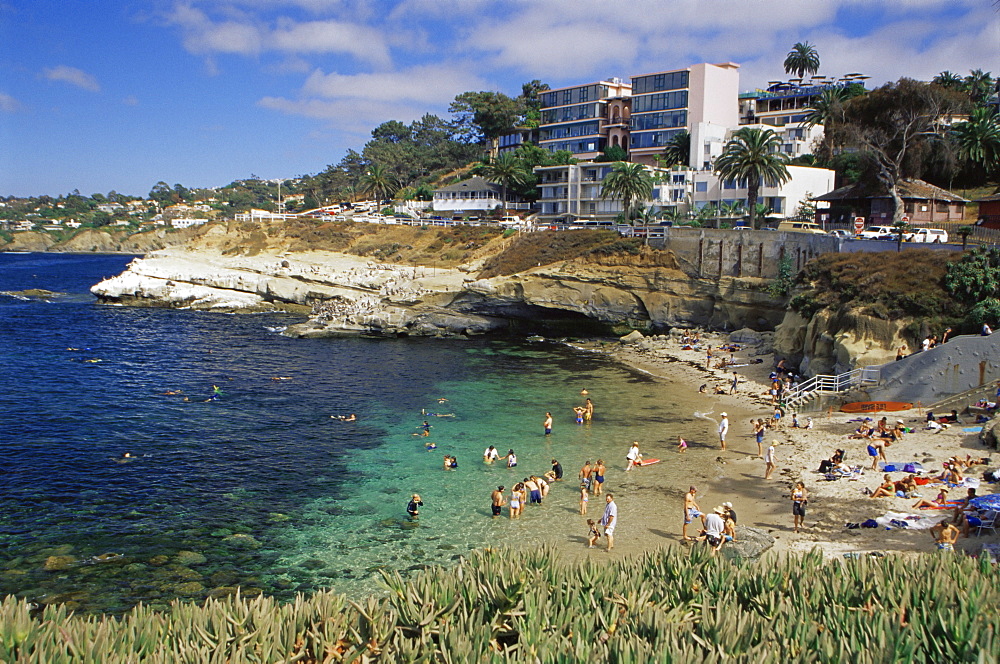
left=89, top=220, right=789, bottom=338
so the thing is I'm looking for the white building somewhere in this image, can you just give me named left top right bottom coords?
left=432, top=177, right=509, bottom=215
left=687, top=164, right=835, bottom=218
left=171, top=217, right=209, bottom=229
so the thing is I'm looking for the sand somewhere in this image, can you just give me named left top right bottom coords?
left=594, top=330, right=1000, bottom=561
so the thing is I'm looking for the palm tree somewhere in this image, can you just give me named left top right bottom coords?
left=600, top=162, right=653, bottom=222
left=714, top=127, right=791, bottom=229
left=951, top=107, right=1000, bottom=176
left=956, top=225, right=974, bottom=250
left=360, top=164, right=398, bottom=203
left=783, top=42, right=820, bottom=79
left=804, top=87, right=851, bottom=128
left=933, top=71, right=964, bottom=90
left=660, top=131, right=691, bottom=167
left=480, top=152, right=529, bottom=210
left=964, top=69, right=995, bottom=106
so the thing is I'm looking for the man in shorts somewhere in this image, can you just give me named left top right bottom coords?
left=931, top=521, right=959, bottom=552
left=718, top=413, right=729, bottom=451
left=683, top=486, right=704, bottom=541
left=600, top=493, right=618, bottom=551
left=703, top=506, right=727, bottom=554
left=490, top=486, right=506, bottom=517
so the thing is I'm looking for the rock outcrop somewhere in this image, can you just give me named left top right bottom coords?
left=91, top=242, right=789, bottom=339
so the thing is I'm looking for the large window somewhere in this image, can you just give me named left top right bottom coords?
left=630, top=110, right=687, bottom=131
left=631, top=90, right=688, bottom=114
left=630, top=129, right=685, bottom=149
left=631, top=70, right=689, bottom=95
left=542, top=139, right=602, bottom=154
left=539, top=121, right=601, bottom=141
left=540, top=84, right=608, bottom=109
left=541, top=103, right=603, bottom=125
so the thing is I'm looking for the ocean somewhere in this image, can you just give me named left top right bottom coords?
left=0, top=253, right=715, bottom=615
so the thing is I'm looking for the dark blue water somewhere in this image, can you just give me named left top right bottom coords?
left=0, top=253, right=704, bottom=615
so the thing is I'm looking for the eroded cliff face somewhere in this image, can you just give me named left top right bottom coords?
left=1, top=226, right=216, bottom=254
left=773, top=307, right=911, bottom=375
left=89, top=222, right=789, bottom=338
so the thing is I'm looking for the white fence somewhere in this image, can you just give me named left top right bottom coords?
left=783, top=366, right=882, bottom=408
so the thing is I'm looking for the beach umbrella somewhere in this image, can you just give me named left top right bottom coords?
left=969, top=494, right=1000, bottom=512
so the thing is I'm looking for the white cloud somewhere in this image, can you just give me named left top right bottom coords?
left=42, top=65, right=101, bottom=92
left=270, top=19, right=390, bottom=65
left=301, top=65, right=485, bottom=104
left=123, top=95, right=139, bottom=106
left=0, top=92, right=22, bottom=112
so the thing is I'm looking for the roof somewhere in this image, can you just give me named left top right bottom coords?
left=973, top=192, right=1000, bottom=203
left=434, top=177, right=502, bottom=195
left=814, top=178, right=969, bottom=204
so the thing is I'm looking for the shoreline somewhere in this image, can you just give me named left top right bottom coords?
left=579, top=331, right=999, bottom=561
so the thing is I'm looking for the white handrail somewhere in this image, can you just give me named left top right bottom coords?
left=783, top=366, right=881, bottom=407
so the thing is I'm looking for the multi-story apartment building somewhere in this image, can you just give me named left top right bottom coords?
left=629, top=62, right=740, bottom=166
left=537, top=79, right=632, bottom=160
left=739, top=74, right=868, bottom=126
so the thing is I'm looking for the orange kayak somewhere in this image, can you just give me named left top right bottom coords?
left=841, top=401, right=913, bottom=413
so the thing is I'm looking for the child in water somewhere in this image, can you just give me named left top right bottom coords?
left=587, top=519, right=601, bottom=548
left=580, top=484, right=589, bottom=515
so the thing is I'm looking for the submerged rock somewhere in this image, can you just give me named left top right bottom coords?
left=43, top=555, right=76, bottom=571
left=174, top=551, right=207, bottom=566
left=721, top=526, right=776, bottom=560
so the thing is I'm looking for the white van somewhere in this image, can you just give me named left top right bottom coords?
left=905, top=228, right=948, bottom=243
left=775, top=221, right=826, bottom=234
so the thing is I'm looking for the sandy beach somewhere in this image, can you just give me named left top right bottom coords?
left=586, top=329, right=1000, bottom=562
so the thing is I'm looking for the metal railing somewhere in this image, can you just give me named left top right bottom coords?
left=783, top=366, right=882, bottom=408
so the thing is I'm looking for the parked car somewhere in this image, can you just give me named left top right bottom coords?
left=858, top=225, right=895, bottom=240
left=905, top=228, right=949, bottom=243
left=829, top=229, right=853, bottom=239
left=775, top=221, right=826, bottom=234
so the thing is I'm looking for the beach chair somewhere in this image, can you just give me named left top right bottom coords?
left=973, top=510, right=998, bottom=537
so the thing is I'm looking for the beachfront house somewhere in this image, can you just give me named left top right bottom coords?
left=431, top=177, right=528, bottom=217
left=813, top=178, right=968, bottom=227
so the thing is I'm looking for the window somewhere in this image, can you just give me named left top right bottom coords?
left=631, top=90, right=689, bottom=114
left=672, top=174, right=685, bottom=183
left=630, top=110, right=688, bottom=131
left=695, top=182, right=708, bottom=192
left=723, top=179, right=738, bottom=190
left=936, top=202, right=949, bottom=213
left=563, top=90, right=572, bottom=104
left=631, top=70, right=689, bottom=94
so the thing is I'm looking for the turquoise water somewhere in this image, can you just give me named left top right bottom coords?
left=0, top=253, right=713, bottom=614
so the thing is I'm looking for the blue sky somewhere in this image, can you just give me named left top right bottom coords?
left=1, top=0, right=998, bottom=198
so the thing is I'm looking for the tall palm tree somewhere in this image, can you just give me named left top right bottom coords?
left=480, top=152, right=529, bottom=209
left=714, top=127, right=791, bottom=229
left=933, top=71, right=964, bottom=90
left=783, top=42, right=820, bottom=79
left=660, top=130, right=691, bottom=167
left=600, top=162, right=653, bottom=222
left=951, top=107, right=1000, bottom=176
left=360, top=164, right=398, bottom=203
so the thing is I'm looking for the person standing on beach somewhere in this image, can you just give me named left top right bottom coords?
left=683, top=486, right=703, bottom=541
left=718, top=413, right=729, bottom=451
left=625, top=442, right=641, bottom=471
left=580, top=460, right=593, bottom=488
left=791, top=481, right=807, bottom=532
left=753, top=419, right=765, bottom=457
left=600, top=494, right=617, bottom=551
left=729, top=372, right=739, bottom=394
left=491, top=486, right=506, bottom=517
left=543, top=412, right=553, bottom=436
left=764, top=441, right=777, bottom=479
left=593, top=459, right=606, bottom=495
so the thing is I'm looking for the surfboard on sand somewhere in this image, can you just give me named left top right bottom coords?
left=841, top=401, right=912, bottom=414
left=635, top=458, right=661, bottom=466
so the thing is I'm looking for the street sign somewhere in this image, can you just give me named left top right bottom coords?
left=901, top=215, right=909, bottom=223
left=854, top=217, right=865, bottom=233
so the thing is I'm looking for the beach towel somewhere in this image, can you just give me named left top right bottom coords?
left=963, top=427, right=984, bottom=433
left=875, top=511, right=948, bottom=530
left=879, top=462, right=924, bottom=473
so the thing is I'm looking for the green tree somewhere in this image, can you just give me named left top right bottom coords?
left=933, top=71, right=964, bottom=90
left=660, top=130, right=690, bottom=167
left=360, top=163, right=398, bottom=202
left=714, top=127, right=791, bottom=229
left=600, top=162, right=653, bottom=222
left=783, top=42, right=820, bottom=79
left=830, top=78, right=968, bottom=223
left=963, top=69, right=995, bottom=107
left=944, top=245, right=1000, bottom=326
left=951, top=107, right=1000, bottom=178
left=449, top=91, right=525, bottom=155
left=956, top=224, right=974, bottom=250
left=479, top=152, right=529, bottom=209
left=518, top=80, right=550, bottom=128
left=595, top=145, right=628, bottom=162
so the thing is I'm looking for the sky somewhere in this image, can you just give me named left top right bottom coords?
left=1, top=0, right=998, bottom=198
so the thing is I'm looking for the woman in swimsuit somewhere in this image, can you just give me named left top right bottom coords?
left=791, top=481, right=808, bottom=533
left=592, top=459, right=605, bottom=496
left=509, top=483, right=524, bottom=519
